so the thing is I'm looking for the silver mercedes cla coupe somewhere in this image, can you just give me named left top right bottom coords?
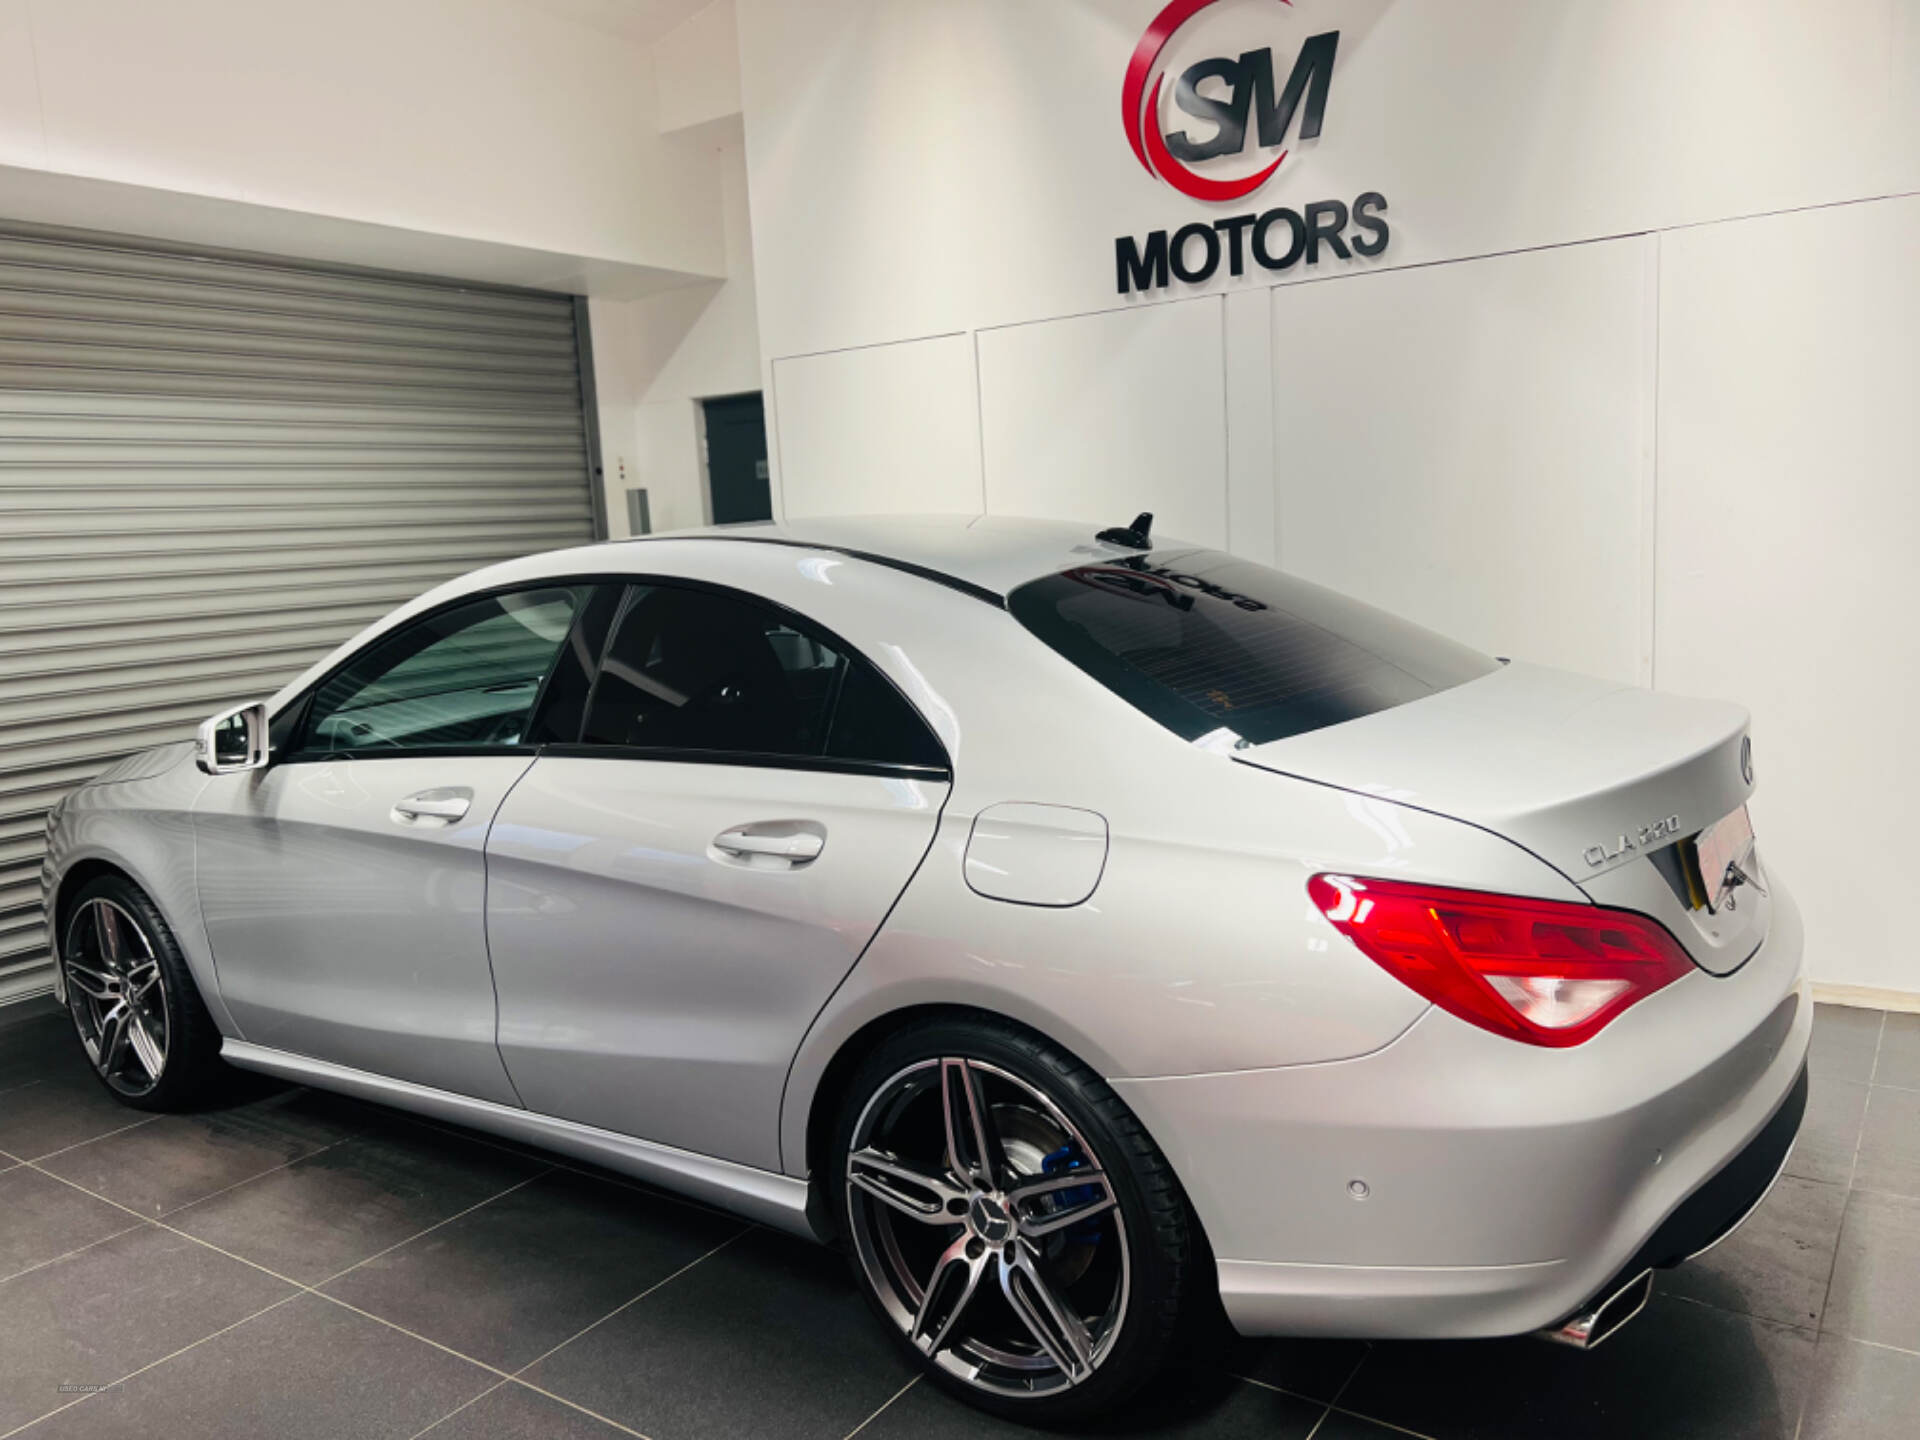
left=41, top=513, right=1807, bottom=1424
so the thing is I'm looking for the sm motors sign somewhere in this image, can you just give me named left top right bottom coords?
left=1116, top=0, right=1388, bottom=294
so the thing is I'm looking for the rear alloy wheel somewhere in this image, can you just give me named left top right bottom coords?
left=62, top=875, right=223, bottom=1110
left=835, top=1019, right=1191, bottom=1422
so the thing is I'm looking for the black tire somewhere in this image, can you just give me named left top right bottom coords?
left=831, top=1014, right=1194, bottom=1425
left=60, top=873, right=226, bottom=1111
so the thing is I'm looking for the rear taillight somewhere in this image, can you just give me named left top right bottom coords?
left=1307, top=873, right=1695, bottom=1047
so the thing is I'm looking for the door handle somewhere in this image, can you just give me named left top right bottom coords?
left=712, top=823, right=825, bottom=866
left=392, top=787, right=473, bottom=825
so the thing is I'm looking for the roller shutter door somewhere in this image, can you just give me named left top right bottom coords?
left=0, top=223, right=599, bottom=1004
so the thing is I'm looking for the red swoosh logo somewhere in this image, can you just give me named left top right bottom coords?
left=1122, top=0, right=1292, bottom=202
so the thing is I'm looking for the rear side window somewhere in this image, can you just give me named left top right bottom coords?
left=1008, top=551, right=1498, bottom=747
left=579, top=583, right=945, bottom=771
left=824, top=658, right=946, bottom=770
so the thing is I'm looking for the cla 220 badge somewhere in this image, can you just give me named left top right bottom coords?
left=1583, top=814, right=1682, bottom=869
left=1115, top=0, right=1390, bottom=294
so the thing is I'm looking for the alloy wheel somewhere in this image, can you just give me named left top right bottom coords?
left=845, top=1056, right=1130, bottom=1398
left=63, top=897, right=170, bottom=1097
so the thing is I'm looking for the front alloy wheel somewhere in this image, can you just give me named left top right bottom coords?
left=64, top=896, right=170, bottom=1098
left=836, top=1020, right=1192, bottom=1420
left=60, top=873, right=224, bottom=1111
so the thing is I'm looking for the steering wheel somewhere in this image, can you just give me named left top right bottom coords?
left=325, top=717, right=401, bottom=751
left=474, top=708, right=527, bottom=746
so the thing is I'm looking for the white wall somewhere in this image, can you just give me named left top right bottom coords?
left=654, top=0, right=742, bottom=136
left=1655, top=198, right=1920, bottom=996
left=774, top=335, right=983, bottom=519
left=0, top=0, right=727, bottom=293
left=592, top=126, right=763, bottom=535
left=1270, top=239, right=1658, bottom=686
left=738, top=0, right=1920, bottom=357
left=979, top=300, right=1229, bottom=547
left=736, top=0, right=1920, bottom=994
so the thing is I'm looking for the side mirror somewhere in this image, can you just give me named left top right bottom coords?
left=195, top=701, right=269, bottom=775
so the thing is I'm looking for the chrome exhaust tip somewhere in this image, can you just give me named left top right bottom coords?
left=1536, top=1270, right=1654, bottom=1350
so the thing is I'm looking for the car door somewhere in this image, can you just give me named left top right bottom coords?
left=193, top=583, right=590, bottom=1105
left=484, top=579, right=952, bottom=1169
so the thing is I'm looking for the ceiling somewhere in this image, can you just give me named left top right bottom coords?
left=522, top=0, right=712, bottom=47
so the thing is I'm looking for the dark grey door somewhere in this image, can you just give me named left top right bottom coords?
left=704, top=393, right=770, bottom=524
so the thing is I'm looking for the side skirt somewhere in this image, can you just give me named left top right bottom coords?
left=222, top=1040, right=821, bottom=1241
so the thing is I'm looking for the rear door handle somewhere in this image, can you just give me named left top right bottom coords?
left=392, top=787, right=473, bottom=824
left=712, top=823, right=825, bottom=866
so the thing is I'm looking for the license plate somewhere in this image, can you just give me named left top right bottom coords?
left=1691, top=805, right=1757, bottom=910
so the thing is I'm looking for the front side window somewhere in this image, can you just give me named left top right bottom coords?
left=1009, top=550, right=1499, bottom=747
left=579, top=583, right=944, bottom=770
left=300, top=587, right=582, bottom=755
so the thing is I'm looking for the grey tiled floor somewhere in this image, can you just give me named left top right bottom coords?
left=1, top=998, right=1917, bottom=1439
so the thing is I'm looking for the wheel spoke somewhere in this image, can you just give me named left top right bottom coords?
left=65, top=960, right=118, bottom=1002
left=1008, top=1170, right=1118, bottom=1238
left=96, top=1002, right=130, bottom=1075
left=941, top=1058, right=1004, bottom=1190
left=911, top=1233, right=988, bottom=1356
left=126, top=960, right=161, bottom=1003
left=847, top=1147, right=967, bottom=1222
left=999, top=1248, right=1095, bottom=1384
left=127, top=1015, right=166, bottom=1082
left=93, top=903, right=124, bottom=969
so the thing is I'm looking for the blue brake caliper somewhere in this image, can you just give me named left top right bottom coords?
left=1039, top=1144, right=1104, bottom=1248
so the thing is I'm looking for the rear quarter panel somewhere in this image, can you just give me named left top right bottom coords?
left=772, top=571, right=1594, bottom=1174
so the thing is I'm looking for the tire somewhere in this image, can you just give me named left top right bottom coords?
left=831, top=1015, right=1194, bottom=1424
left=59, top=873, right=226, bottom=1111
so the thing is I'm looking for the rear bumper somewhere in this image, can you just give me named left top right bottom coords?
left=1595, top=1059, right=1805, bottom=1288
left=1114, top=879, right=1810, bottom=1339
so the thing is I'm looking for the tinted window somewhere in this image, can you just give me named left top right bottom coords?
left=523, top=584, right=624, bottom=746
left=1008, top=550, right=1499, bottom=747
left=301, top=588, right=581, bottom=754
left=580, top=583, right=944, bottom=770
left=267, top=696, right=306, bottom=759
left=825, top=658, right=946, bottom=770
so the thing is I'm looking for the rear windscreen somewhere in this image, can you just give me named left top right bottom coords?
left=1008, top=550, right=1499, bottom=747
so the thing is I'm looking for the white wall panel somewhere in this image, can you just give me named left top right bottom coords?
left=1269, top=239, right=1655, bottom=685
left=977, top=299, right=1228, bottom=547
left=1657, top=196, right=1920, bottom=993
left=772, top=335, right=983, bottom=519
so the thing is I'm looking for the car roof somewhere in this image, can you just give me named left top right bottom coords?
left=597, top=513, right=1176, bottom=602
left=264, top=513, right=1183, bottom=719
